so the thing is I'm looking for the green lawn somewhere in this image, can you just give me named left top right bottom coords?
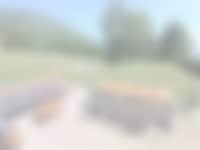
left=0, top=51, right=199, bottom=103
left=0, top=51, right=67, bottom=84
left=95, top=62, right=194, bottom=89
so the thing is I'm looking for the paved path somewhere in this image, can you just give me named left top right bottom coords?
left=13, top=86, right=200, bottom=150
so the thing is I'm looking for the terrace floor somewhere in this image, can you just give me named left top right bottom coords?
left=14, top=85, right=200, bottom=150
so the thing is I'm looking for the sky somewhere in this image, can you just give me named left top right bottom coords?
left=0, top=0, right=199, bottom=46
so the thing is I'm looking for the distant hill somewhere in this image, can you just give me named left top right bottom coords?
left=0, top=10, right=100, bottom=57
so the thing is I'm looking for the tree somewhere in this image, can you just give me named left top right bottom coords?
left=123, top=13, right=154, bottom=59
left=102, top=0, right=154, bottom=62
left=102, top=0, right=127, bottom=62
left=159, top=22, right=193, bottom=62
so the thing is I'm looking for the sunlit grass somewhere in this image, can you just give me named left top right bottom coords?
left=0, top=51, right=198, bottom=99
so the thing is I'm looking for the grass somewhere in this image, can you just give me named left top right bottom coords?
left=0, top=51, right=199, bottom=102
left=96, top=62, right=193, bottom=87
left=0, top=51, right=102, bottom=84
left=0, top=51, right=66, bottom=84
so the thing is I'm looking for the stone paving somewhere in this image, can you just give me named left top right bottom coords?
left=12, top=86, right=200, bottom=150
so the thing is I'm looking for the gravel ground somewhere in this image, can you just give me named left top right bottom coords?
left=13, top=86, right=200, bottom=150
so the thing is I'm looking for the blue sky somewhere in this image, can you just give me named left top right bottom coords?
left=0, top=0, right=199, bottom=44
